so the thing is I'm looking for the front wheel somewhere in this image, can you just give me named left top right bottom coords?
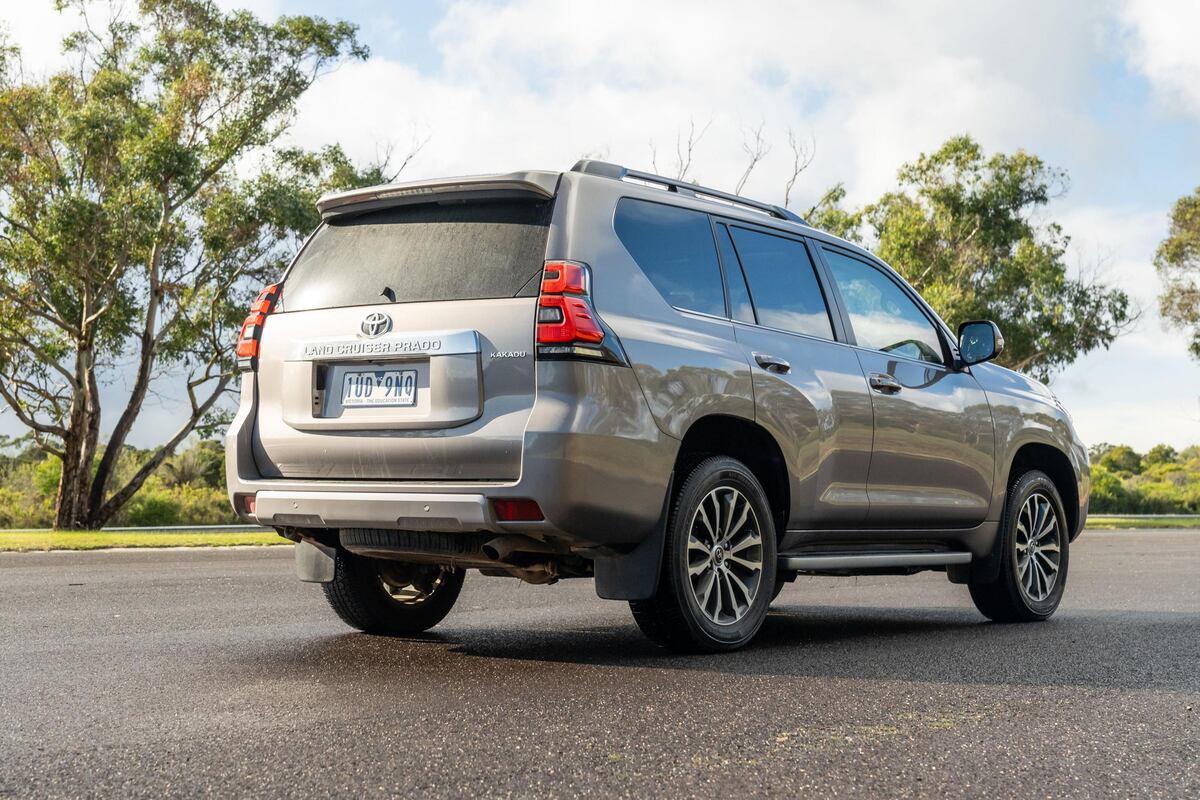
left=630, top=456, right=777, bottom=652
left=322, top=550, right=465, bottom=634
left=969, top=469, right=1070, bottom=622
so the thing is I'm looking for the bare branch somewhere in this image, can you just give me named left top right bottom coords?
left=673, top=116, right=712, bottom=181
left=0, top=378, right=67, bottom=439
left=783, top=128, right=815, bottom=208
left=95, top=375, right=231, bottom=525
left=735, top=122, right=771, bottom=195
left=383, top=130, right=430, bottom=183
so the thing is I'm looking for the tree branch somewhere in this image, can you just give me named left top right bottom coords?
left=94, top=374, right=230, bottom=525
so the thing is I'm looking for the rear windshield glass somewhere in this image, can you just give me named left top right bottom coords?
left=281, top=200, right=552, bottom=312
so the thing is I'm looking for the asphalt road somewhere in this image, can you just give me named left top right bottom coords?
left=1, top=530, right=1196, bottom=799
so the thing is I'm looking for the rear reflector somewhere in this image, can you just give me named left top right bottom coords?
left=492, top=498, right=544, bottom=522
left=238, top=494, right=257, bottom=515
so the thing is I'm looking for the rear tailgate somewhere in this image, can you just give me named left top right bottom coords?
left=252, top=192, right=554, bottom=481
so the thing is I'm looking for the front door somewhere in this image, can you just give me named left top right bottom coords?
left=818, top=245, right=994, bottom=528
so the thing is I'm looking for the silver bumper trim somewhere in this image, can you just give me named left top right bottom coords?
left=253, top=490, right=493, bottom=532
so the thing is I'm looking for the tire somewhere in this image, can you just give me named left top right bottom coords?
left=629, top=456, right=777, bottom=653
left=969, top=469, right=1070, bottom=623
left=322, top=550, right=465, bottom=635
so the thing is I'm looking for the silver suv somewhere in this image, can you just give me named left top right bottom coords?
left=226, top=160, right=1089, bottom=652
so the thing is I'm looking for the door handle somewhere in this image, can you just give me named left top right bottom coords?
left=753, top=352, right=791, bottom=374
left=869, top=372, right=902, bottom=393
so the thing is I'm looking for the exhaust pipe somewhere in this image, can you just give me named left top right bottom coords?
left=482, top=535, right=561, bottom=562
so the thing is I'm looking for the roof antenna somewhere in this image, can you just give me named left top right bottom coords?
left=380, top=286, right=397, bottom=303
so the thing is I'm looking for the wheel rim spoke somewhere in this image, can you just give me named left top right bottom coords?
left=697, top=570, right=716, bottom=611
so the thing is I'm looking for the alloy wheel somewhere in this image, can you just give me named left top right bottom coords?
left=1014, top=491, right=1062, bottom=603
left=378, top=564, right=447, bottom=605
left=686, top=486, right=764, bottom=625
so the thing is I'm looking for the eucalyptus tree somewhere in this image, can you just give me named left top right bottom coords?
left=1156, top=186, right=1200, bottom=361
left=808, top=136, right=1133, bottom=380
left=0, top=1, right=374, bottom=528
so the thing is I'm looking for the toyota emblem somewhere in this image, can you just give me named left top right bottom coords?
left=360, top=312, right=392, bottom=338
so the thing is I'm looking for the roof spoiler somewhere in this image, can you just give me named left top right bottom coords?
left=316, top=171, right=559, bottom=220
left=570, top=159, right=807, bottom=225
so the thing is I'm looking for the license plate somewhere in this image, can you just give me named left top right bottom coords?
left=340, top=369, right=418, bottom=407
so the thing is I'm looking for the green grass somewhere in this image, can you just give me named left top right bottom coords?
left=0, top=530, right=290, bottom=552
left=1085, top=516, right=1200, bottom=530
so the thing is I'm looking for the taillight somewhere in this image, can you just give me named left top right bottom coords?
left=236, top=283, right=280, bottom=369
left=535, top=261, right=626, bottom=364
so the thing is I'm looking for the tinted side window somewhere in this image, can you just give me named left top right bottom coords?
left=822, top=248, right=944, bottom=365
left=614, top=198, right=726, bottom=317
left=728, top=227, right=833, bottom=339
left=715, top=224, right=755, bottom=324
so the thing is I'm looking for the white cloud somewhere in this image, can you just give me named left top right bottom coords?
left=2, top=0, right=1198, bottom=449
left=1, top=2, right=76, bottom=75
left=1051, top=205, right=1200, bottom=450
left=1118, top=0, right=1200, bottom=120
left=289, top=0, right=1108, bottom=208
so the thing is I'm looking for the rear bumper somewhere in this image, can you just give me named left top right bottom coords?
left=253, top=490, right=497, bottom=532
left=226, top=365, right=678, bottom=548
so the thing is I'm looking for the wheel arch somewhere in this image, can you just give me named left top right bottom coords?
left=671, top=414, right=790, bottom=539
left=593, top=413, right=789, bottom=602
left=1006, top=442, right=1081, bottom=540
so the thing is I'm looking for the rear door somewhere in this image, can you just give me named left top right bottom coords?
left=252, top=198, right=552, bottom=481
left=817, top=245, right=994, bottom=528
left=714, top=221, right=874, bottom=528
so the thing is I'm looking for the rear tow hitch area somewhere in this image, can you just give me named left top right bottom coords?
left=339, top=529, right=592, bottom=585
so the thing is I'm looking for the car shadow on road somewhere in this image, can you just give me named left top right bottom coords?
left=435, top=604, right=1200, bottom=692
left=269, top=604, right=1200, bottom=693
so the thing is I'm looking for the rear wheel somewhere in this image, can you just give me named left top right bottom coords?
left=322, top=550, right=465, bottom=634
left=630, top=456, right=777, bottom=652
left=969, top=469, right=1069, bottom=622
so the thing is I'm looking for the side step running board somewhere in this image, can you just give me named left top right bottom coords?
left=780, top=552, right=972, bottom=571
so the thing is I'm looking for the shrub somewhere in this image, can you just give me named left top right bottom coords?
left=1098, top=445, right=1143, bottom=475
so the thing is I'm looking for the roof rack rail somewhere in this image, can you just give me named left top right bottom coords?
left=570, top=159, right=807, bottom=225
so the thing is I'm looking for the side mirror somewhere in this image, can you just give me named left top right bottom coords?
left=957, top=320, right=1004, bottom=366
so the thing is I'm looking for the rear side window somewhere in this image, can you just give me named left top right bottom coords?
left=727, top=227, right=833, bottom=339
left=282, top=200, right=552, bottom=312
left=613, top=198, right=726, bottom=317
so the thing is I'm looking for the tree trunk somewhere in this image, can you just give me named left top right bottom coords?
left=52, top=433, right=90, bottom=530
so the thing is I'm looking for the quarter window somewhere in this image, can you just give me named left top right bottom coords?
left=822, top=248, right=944, bottom=364
left=613, top=198, right=726, bottom=317
left=727, top=227, right=833, bottom=339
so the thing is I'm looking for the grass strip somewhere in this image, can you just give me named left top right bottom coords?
left=0, top=530, right=289, bottom=552
left=1084, top=516, right=1200, bottom=530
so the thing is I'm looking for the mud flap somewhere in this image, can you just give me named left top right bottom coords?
left=949, top=520, right=1003, bottom=584
left=593, top=473, right=673, bottom=601
left=295, top=539, right=337, bottom=583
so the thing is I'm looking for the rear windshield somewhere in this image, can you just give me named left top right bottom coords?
left=281, top=200, right=553, bottom=312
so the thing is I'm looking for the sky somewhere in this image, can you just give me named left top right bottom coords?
left=2, top=0, right=1200, bottom=451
